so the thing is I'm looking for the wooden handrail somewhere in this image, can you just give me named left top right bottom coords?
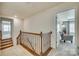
left=23, top=32, right=41, bottom=35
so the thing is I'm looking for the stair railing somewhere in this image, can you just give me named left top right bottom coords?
left=17, top=30, right=52, bottom=56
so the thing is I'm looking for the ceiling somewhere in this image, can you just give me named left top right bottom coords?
left=0, top=2, right=62, bottom=19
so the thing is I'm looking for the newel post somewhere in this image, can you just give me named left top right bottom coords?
left=40, top=32, right=43, bottom=55
left=20, top=30, right=22, bottom=35
left=49, top=31, right=52, bottom=34
left=19, top=30, right=22, bottom=44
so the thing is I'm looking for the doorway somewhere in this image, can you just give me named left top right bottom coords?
left=0, top=17, right=13, bottom=49
left=56, top=9, right=77, bottom=55
left=0, top=17, right=12, bottom=40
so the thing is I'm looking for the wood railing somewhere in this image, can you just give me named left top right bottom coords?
left=17, top=31, right=52, bottom=56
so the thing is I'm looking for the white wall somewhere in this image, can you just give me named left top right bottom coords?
left=23, top=3, right=79, bottom=48
left=12, top=17, right=24, bottom=46
left=76, top=6, right=79, bottom=48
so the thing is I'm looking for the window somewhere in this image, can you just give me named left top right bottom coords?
left=2, top=21, right=11, bottom=39
left=69, top=21, right=75, bottom=35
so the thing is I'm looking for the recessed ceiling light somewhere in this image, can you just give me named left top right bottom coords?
left=14, top=15, right=17, bottom=17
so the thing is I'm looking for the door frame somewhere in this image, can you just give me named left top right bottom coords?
left=0, top=17, right=13, bottom=40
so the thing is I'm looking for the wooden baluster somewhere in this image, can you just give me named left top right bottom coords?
left=40, top=32, right=42, bottom=55
left=34, top=35, right=37, bottom=52
left=49, top=32, right=52, bottom=48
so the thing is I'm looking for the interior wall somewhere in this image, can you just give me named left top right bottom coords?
left=12, top=17, right=24, bottom=46
left=23, top=3, right=79, bottom=48
left=76, top=7, right=79, bottom=48
left=0, top=20, right=1, bottom=31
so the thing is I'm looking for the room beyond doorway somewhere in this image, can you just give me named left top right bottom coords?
left=0, top=17, right=12, bottom=40
left=56, top=9, right=77, bottom=55
left=0, top=17, right=13, bottom=50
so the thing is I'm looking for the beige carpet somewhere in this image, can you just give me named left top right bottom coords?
left=0, top=45, right=33, bottom=56
left=0, top=45, right=55, bottom=56
left=0, top=42, right=77, bottom=56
